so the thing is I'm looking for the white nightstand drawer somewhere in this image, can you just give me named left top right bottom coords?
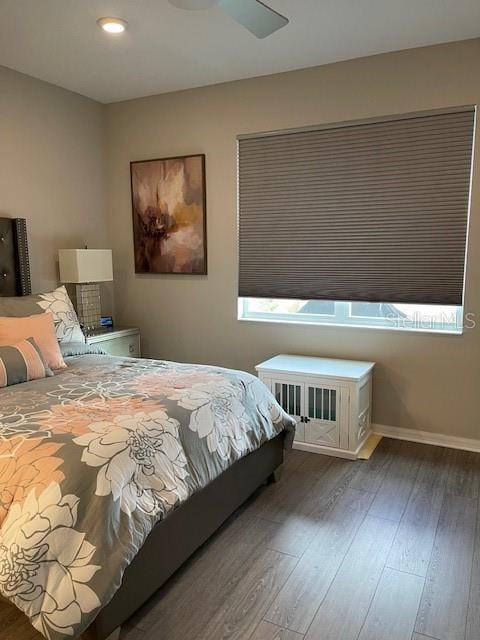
left=100, top=334, right=141, bottom=358
left=85, top=327, right=141, bottom=358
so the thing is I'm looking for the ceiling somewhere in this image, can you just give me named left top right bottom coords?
left=0, top=0, right=479, bottom=103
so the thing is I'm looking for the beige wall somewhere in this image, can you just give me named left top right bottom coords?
left=107, top=39, right=480, bottom=439
left=0, top=65, right=112, bottom=310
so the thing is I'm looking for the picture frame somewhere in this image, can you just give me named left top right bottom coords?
left=130, top=154, right=207, bottom=274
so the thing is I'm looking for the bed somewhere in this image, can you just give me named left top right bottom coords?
left=0, top=218, right=295, bottom=640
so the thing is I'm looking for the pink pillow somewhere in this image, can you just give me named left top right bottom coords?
left=0, top=313, right=67, bottom=370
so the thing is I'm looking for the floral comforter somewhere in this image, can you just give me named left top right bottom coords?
left=0, top=354, right=294, bottom=639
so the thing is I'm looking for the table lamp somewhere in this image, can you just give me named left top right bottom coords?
left=59, top=249, right=113, bottom=332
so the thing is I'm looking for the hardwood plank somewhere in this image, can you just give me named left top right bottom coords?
left=196, top=549, right=297, bottom=640
left=250, top=621, right=304, bottom=640
left=466, top=497, right=480, bottom=640
left=387, top=481, right=444, bottom=577
left=303, top=457, right=361, bottom=519
left=253, top=455, right=359, bottom=557
left=0, top=598, right=41, bottom=640
left=248, top=454, right=335, bottom=523
left=264, top=513, right=321, bottom=557
left=266, top=458, right=361, bottom=556
left=369, top=441, right=422, bottom=521
left=283, top=449, right=312, bottom=477
left=0, top=598, right=24, bottom=628
left=121, top=627, right=145, bottom=640
left=131, top=513, right=279, bottom=636
left=414, top=445, right=452, bottom=488
left=415, top=492, right=477, bottom=640
left=304, top=515, right=398, bottom=640
left=1, top=618, right=41, bottom=640
left=357, top=568, right=424, bottom=640
left=349, top=438, right=399, bottom=493
left=266, top=488, right=373, bottom=634
left=445, top=449, right=480, bottom=499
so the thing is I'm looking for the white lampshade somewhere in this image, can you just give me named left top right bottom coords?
left=59, top=249, right=113, bottom=283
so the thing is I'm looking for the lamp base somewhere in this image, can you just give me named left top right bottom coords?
left=71, top=283, right=102, bottom=332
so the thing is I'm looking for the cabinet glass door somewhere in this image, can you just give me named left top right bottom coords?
left=272, top=380, right=304, bottom=442
left=305, top=383, right=341, bottom=447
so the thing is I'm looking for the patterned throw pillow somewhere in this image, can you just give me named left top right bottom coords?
left=0, top=338, right=53, bottom=387
left=0, top=285, right=84, bottom=344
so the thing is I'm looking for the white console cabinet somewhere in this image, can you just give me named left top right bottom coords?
left=256, top=354, right=375, bottom=459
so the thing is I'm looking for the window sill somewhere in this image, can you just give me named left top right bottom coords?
left=238, top=315, right=464, bottom=336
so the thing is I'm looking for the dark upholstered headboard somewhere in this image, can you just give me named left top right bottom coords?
left=0, top=218, right=31, bottom=296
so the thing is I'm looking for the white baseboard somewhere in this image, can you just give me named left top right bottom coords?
left=373, top=423, right=480, bottom=454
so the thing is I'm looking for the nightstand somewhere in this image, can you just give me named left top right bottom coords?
left=85, top=327, right=141, bottom=358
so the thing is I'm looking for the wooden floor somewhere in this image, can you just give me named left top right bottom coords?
left=2, top=438, right=480, bottom=640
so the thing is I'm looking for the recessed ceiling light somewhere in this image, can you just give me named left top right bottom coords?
left=97, top=17, right=128, bottom=34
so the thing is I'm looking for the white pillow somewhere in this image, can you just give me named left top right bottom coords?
left=36, top=286, right=85, bottom=343
left=0, top=285, right=85, bottom=344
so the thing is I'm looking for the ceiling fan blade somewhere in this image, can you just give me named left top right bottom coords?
left=219, top=0, right=289, bottom=38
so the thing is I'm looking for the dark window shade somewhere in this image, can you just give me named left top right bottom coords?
left=238, top=108, right=475, bottom=305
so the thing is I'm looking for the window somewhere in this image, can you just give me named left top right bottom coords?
left=237, top=108, right=475, bottom=330
left=239, top=298, right=464, bottom=333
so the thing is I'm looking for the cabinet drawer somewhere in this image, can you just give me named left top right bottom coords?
left=100, top=334, right=141, bottom=358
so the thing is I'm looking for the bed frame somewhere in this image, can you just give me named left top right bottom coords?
left=85, top=433, right=284, bottom=640
left=0, top=217, right=285, bottom=640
